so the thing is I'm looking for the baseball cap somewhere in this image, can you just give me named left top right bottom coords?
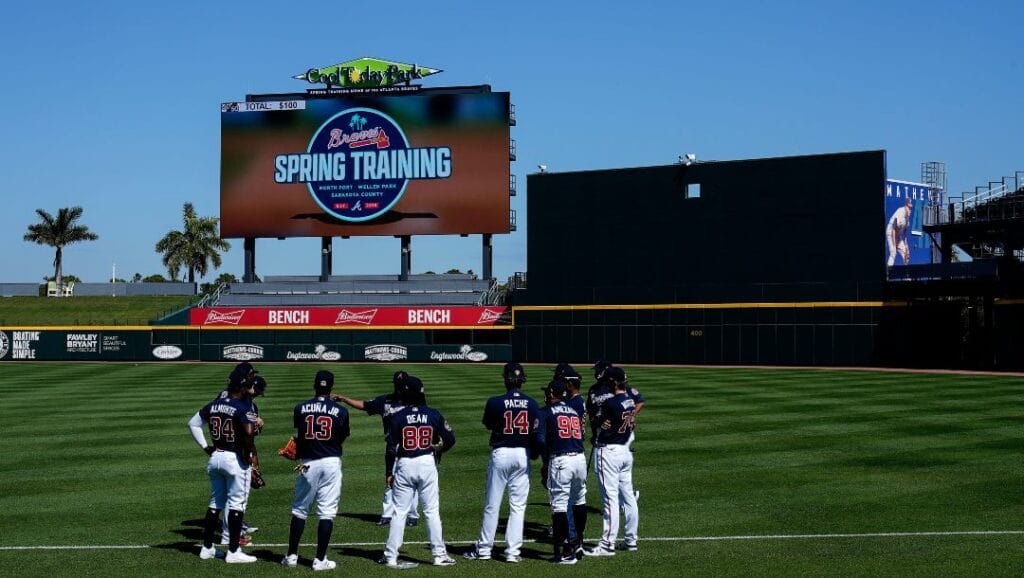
left=400, top=375, right=424, bottom=395
left=544, top=380, right=568, bottom=399
left=553, top=362, right=581, bottom=381
left=229, top=361, right=257, bottom=386
left=604, top=366, right=627, bottom=383
left=251, top=375, right=267, bottom=396
left=314, top=370, right=334, bottom=390
left=503, top=362, right=527, bottom=384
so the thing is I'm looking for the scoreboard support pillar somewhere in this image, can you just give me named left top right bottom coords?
left=320, top=236, right=333, bottom=282
left=243, top=237, right=256, bottom=283
left=482, top=233, right=493, bottom=280
left=400, top=235, right=412, bottom=282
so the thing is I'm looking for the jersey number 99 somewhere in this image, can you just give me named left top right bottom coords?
left=556, top=415, right=582, bottom=439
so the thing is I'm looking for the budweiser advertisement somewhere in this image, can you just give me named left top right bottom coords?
left=190, top=306, right=512, bottom=328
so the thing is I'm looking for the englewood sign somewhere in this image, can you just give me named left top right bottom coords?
left=190, top=306, right=511, bottom=328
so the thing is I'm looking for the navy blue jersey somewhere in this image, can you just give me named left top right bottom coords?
left=566, top=393, right=587, bottom=442
left=199, top=397, right=252, bottom=454
left=388, top=405, right=456, bottom=459
left=482, top=389, right=539, bottom=449
left=217, top=389, right=260, bottom=420
left=595, top=393, right=637, bottom=446
left=536, top=402, right=585, bottom=457
left=363, top=394, right=406, bottom=441
left=293, top=396, right=350, bottom=459
left=587, top=382, right=643, bottom=434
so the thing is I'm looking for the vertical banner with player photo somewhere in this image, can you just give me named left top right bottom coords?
left=884, top=180, right=936, bottom=268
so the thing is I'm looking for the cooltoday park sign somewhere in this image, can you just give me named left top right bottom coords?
left=294, top=57, right=442, bottom=89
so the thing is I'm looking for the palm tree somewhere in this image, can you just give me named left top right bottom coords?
left=23, top=206, right=99, bottom=293
left=155, top=203, right=231, bottom=283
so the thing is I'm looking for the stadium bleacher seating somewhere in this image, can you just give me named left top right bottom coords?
left=216, top=274, right=494, bottom=306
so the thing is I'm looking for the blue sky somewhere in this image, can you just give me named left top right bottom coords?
left=1, top=1, right=1021, bottom=283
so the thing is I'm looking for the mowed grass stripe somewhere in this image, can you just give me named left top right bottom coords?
left=0, top=363, right=1022, bottom=576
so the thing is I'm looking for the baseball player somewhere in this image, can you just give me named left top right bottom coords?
left=187, top=373, right=257, bottom=563
left=331, top=370, right=421, bottom=527
left=586, top=360, right=645, bottom=449
left=215, top=364, right=264, bottom=544
left=586, top=367, right=639, bottom=555
left=381, top=375, right=457, bottom=568
left=463, top=362, right=539, bottom=564
left=548, top=363, right=586, bottom=548
left=281, top=370, right=351, bottom=571
left=886, top=197, right=914, bottom=267
left=536, top=380, right=588, bottom=565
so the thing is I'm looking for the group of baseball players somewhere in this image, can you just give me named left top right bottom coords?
left=187, top=359, right=644, bottom=570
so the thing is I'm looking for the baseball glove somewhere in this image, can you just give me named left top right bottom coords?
left=251, top=467, right=266, bottom=489
left=278, top=436, right=298, bottom=460
left=431, top=440, right=445, bottom=464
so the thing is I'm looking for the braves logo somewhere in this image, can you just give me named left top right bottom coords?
left=476, top=308, right=504, bottom=324
left=204, top=310, right=246, bottom=325
left=335, top=309, right=377, bottom=325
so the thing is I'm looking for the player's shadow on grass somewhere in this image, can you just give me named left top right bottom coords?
left=339, top=512, right=384, bottom=525
left=334, top=546, right=381, bottom=563
left=168, top=518, right=206, bottom=543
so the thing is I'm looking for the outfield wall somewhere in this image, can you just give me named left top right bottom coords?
left=0, top=328, right=511, bottom=363
left=2, top=300, right=1024, bottom=368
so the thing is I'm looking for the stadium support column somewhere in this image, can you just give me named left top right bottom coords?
left=320, top=237, right=333, bottom=282
left=400, top=236, right=411, bottom=282
left=244, top=237, right=256, bottom=283
left=482, top=234, right=493, bottom=280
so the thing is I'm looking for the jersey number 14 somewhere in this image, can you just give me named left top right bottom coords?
left=502, top=410, right=530, bottom=435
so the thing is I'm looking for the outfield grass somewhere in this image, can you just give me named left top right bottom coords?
left=0, top=363, right=1020, bottom=576
left=0, top=296, right=194, bottom=326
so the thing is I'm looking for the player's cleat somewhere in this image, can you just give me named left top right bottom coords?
left=198, top=545, right=218, bottom=560
left=462, top=549, right=491, bottom=561
left=312, top=557, right=337, bottom=571
left=220, top=533, right=252, bottom=546
left=584, top=545, right=616, bottom=557
left=379, top=556, right=419, bottom=569
left=504, top=554, right=521, bottom=563
left=406, top=517, right=419, bottom=527
left=433, top=555, right=457, bottom=566
left=376, top=517, right=392, bottom=526
left=242, top=523, right=258, bottom=534
left=634, top=490, right=640, bottom=501
left=574, top=543, right=585, bottom=560
left=618, top=540, right=638, bottom=551
left=225, top=550, right=258, bottom=564
left=281, top=554, right=298, bottom=567
left=551, top=554, right=578, bottom=565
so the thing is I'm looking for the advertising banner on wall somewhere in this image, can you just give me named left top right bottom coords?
left=190, top=306, right=511, bottom=328
left=0, top=330, right=192, bottom=361
left=220, top=91, right=511, bottom=238
left=885, top=179, right=938, bottom=268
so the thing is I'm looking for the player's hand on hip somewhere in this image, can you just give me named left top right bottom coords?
left=386, top=474, right=394, bottom=488
left=204, top=446, right=215, bottom=456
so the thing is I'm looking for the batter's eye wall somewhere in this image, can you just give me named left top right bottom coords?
left=513, top=150, right=889, bottom=366
left=521, top=150, right=886, bottom=305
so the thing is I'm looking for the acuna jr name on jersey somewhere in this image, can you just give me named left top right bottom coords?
left=274, top=148, right=452, bottom=183
left=300, top=402, right=342, bottom=416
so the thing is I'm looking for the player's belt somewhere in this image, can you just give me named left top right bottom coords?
left=553, top=452, right=580, bottom=457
